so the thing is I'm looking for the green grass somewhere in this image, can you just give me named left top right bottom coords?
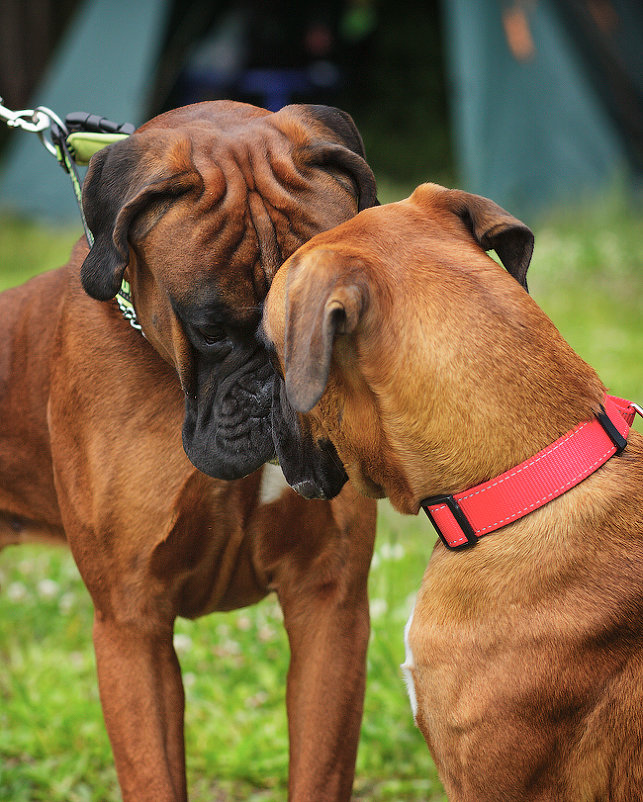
left=0, top=192, right=641, bottom=801
left=527, top=192, right=643, bottom=403
left=0, top=218, right=80, bottom=290
left=0, top=526, right=436, bottom=802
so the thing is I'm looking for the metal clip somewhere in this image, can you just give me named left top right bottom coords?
left=0, top=97, right=50, bottom=133
left=34, top=105, right=68, bottom=157
left=0, top=97, right=68, bottom=157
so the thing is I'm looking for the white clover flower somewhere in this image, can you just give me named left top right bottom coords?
left=37, top=578, right=60, bottom=600
left=369, top=598, right=388, bottom=619
left=267, top=602, right=283, bottom=622
left=248, top=691, right=269, bottom=708
left=214, top=639, right=242, bottom=657
left=173, top=633, right=193, bottom=655
left=59, top=593, right=75, bottom=614
left=380, top=542, right=405, bottom=561
left=258, top=625, right=276, bottom=643
left=7, top=581, right=28, bottom=602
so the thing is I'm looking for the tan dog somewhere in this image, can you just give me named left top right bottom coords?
left=0, top=101, right=378, bottom=801
left=262, top=183, right=643, bottom=801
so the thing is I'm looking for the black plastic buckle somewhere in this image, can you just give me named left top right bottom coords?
left=597, top=406, right=628, bottom=454
left=421, top=494, right=478, bottom=551
left=65, top=111, right=135, bottom=136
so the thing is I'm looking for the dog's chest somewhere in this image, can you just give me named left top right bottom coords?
left=258, top=463, right=291, bottom=506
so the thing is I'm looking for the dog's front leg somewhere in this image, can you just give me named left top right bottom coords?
left=271, top=492, right=375, bottom=802
left=280, top=578, right=370, bottom=801
left=92, top=612, right=187, bottom=802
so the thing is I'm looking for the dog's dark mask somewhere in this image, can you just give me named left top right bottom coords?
left=79, top=101, right=377, bottom=487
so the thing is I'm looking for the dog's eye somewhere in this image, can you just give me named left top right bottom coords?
left=197, top=325, right=226, bottom=346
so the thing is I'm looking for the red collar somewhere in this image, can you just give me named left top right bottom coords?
left=421, top=394, right=642, bottom=550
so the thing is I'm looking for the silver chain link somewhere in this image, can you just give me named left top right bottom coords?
left=115, top=296, right=144, bottom=333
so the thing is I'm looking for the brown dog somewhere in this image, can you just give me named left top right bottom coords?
left=262, top=182, right=643, bottom=801
left=0, top=101, right=378, bottom=801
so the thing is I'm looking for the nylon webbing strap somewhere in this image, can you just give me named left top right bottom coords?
left=51, top=121, right=94, bottom=247
left=422, top=394, right=640, bottom=550
left=1, top=99, right=142, bottom=333
left=51, top=117, right=143, bottom=334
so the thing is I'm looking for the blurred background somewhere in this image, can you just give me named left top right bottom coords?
left=0, top=0, right=641, bottom=219
left=0, top=2, right=641, bottom=801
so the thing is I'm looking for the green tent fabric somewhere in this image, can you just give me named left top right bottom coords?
left=442, top=0, right=642, bottom=215
left=0, top=0, right=168, bottom=222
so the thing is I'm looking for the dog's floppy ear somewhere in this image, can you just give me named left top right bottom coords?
left=281, top=104, right=379, bottom=212
left=449, top=187, right=534, bottom=290
left=414, top=184, right=534, bottom=290
left=282, top=249, right=368, bottom=413
left=80, top=131, right=202, bottom=301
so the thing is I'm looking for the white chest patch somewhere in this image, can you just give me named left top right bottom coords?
left=401, top=597, right=419, bottom=723
left=259, top=463, right=291, bottom=506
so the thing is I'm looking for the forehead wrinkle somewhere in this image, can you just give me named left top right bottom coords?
left=196, top=134, right=328, bottom=277
left=196, top=161, right=227, bottom=209
left=248, top=191, right=280, bottom=293
left=214, top=148, right=285, bottom=296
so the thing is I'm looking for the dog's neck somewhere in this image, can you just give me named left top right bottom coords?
left=386, top=293, right=607, bottom=516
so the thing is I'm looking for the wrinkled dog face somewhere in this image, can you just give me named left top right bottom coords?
left=80, top=101, right=377, bottom=489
